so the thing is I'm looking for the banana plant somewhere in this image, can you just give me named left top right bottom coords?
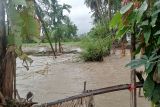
left=0, top=0, right=41, bottom=99
left=110, top=0, right=160, bottom=105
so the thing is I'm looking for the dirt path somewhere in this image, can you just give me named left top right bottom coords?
left=16, top=50, right=150, bottom=107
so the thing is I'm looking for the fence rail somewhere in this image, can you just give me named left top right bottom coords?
left=37, top=82, right=143, bottom=107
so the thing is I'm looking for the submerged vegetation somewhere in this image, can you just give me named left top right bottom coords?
left=80, top=22, right=112, bottom=61
left=81, top=36, right=111, bottom=61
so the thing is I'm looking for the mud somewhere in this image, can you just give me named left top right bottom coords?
left=16, top=50, right=150, bottom=107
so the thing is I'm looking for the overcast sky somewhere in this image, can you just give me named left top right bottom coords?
left=58, top=0, right=93, bottom=34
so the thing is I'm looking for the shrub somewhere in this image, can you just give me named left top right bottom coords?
left=80, top=36, right=111, bottom=61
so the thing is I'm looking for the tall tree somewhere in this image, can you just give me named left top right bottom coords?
left=38, top=0, right=72, bottom=52
left=84, top=0, right=121, bottom=23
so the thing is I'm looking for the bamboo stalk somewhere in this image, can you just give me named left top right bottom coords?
left=38, top=82, right=143, bottom=107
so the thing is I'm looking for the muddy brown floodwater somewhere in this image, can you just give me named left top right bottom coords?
left=16, top=50, right=150, bottom=107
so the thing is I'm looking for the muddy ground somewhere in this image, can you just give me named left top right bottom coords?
left=16, top=49, right=150, bottom=107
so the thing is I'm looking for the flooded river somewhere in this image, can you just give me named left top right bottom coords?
left=16, top=50, right=150, bottom=107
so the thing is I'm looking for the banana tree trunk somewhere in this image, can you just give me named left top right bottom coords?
left=0, top=0, right=15, bottom=100
left=2, top=46, right=16, bottom=99
left=0, top=0, right=7, bottom=95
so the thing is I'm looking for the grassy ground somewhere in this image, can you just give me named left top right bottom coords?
left=22, top=41, right=81, bottom=47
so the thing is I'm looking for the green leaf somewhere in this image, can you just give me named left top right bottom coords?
left=127, top=10, right=137, bottom=25
left=151, top=16, right=158, bottom=27
left=158, top=37, right=160, bottom=44
left=116, top=26, right=130, bottom=39
left=141, top=20, right=149, bottom=26
left=120, top=2, right=133, bottom=14
left=109, top=12, right=122, bottom=29
left=143, top=26, right=151, bottom=44
left=149, top=53, right=157, bottom=60
left=142, top=55, right=148, bottom=60
left=7, top=3, right=23, bottom=46
left=152, top=85, right=160, bottom=103
left=8, top=34, right=23, bottom=47
left=137, top=1, right=148, bottom=23
left=154, top=0, right=160, bottom=7
left=145, top=63, right=155, bottom=74
left=149, top=55, right=160, bottom=62
left=20, top=4, right=40, bottom=42
left=126, top=58, right=146, bottom=69
left=152, top=10, right=160, bottom=17
left=154, top=30, right=160, bottom=36
left=143, top=75, right=155, bottom=100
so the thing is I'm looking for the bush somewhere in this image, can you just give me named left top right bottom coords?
left=80, top=36, right=111, bottom=62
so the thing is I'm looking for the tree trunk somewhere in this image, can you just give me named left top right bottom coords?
left=130, top=33, right=137, bottom=107
left=55, top=37, right=57, bottom=52
left=58, top=37, right=61, bottom=53
left=108, top=0, right=111, bottom=21
left=0, top=0, right=16, bottom=100
left=2, top=46, right=16, bottom=99
left=0, top=0, right=7, bottom=95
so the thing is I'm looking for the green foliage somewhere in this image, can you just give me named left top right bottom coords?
left=143, top=74, right=155, bottom=100
left=89, top=22, right=110, bottom=38
left=80, top=22, right=112, bottom=62
left=111, top=0, right=160, bottom=104
left=80, top=36, right=111, bottom=62
left=7, top=0, right=40, bottom=46
left=38, top=0, right=76, bottom=42
left=6, top=0, right=41, bottom=70
left=120, top=2, right=133, bottom=14
left=126, top=53, right=160, bottom=74
left=109, top=12, right=122, bottom=29
left=84, top=0, right=121, bottom=23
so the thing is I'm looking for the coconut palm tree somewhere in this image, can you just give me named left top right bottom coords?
left=39, top=0, right=72, bottom=52
left=84, top=0, right=121, bottom=23
left=85, top=0, right=103, bottom=22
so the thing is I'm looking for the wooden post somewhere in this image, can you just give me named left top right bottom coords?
left=83, top=81, right=87, bottom=92
left=130, top=32, right=137, bottom=107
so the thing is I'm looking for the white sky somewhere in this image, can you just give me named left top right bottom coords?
left=58, top=0, right=93, bottom=34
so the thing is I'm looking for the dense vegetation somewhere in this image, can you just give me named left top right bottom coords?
left=110, top=0, right=160, bottom=106
left=80, top=23, right=112, bottom=61
left=84, top=0, right=160, bottom=106
left=81, top=0, right=121, bottom=61
left=25, top=0, right=78, bottom=52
